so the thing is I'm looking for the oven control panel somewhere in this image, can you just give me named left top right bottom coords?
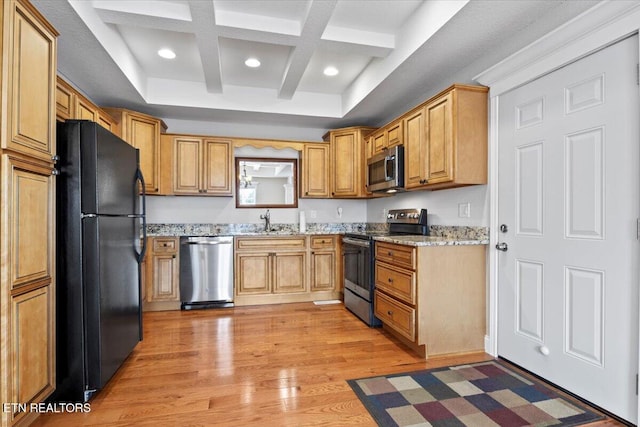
left=386, top=208, right=427, bottom=224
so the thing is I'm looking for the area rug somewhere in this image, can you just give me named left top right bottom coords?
left=348, top=360, right=604, bottom=426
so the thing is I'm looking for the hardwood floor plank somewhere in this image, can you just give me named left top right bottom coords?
left=32, top=302, right=625, bottom=426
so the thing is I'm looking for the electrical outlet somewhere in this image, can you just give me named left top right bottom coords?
left=309, top=210, right=317, bottom=219
left=458, top=202, right=471, bottom=218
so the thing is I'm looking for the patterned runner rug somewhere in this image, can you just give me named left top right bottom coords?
left=348, top=360, right=604, bottom=426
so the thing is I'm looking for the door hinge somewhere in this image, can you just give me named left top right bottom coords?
left=636, top=63, right=639, bottom=86
left=637, top=219, right=640, bottom=240
left=636, top=374, right=638, bottom=395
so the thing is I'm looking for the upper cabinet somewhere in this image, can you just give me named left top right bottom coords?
left=56, top=77, right=114, bottom=132
left=103, top=108, right=167, bottom=195
left=164, top=134, right=233, bottom=196
left=368, top=118, right=403, bottom=158
left=404, top=84, right=488, bottom=190
left=2, top=0, right=57, bottom=162
left=324, top=126, right=375, bottom=198
left=301, top=143, right=330, bottom=198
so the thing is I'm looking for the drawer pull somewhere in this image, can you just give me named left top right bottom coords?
left=388, top=278, right=393, bottom=283
left=387, top=310, right=393, bottom=316
left=387, top=251, right=393, bottom=256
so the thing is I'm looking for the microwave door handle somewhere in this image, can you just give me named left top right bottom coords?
left=385, top=155, right=394, bottom=181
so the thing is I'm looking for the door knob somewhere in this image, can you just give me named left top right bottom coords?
left=495, top=242, right=508, bottom=252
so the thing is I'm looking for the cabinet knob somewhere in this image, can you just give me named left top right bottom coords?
left=388, top=278, right=393, bottom=283
left=51, top=155, right=60, bottom=163
left=172, top=255, right=176, bottom=259
left=387, top=251, right=393, bottom=256
left=387, top=310, right=393, bottom=316
left=51, top=169, right=60, bottom=176
left=305, top=191, right=309, bottom=195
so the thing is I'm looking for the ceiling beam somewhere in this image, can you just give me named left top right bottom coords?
left=189, top=1, right=223, bottom=93
left=278, top=0, right=338, bottom=100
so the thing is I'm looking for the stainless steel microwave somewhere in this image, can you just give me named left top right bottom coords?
left=366, top=145, right=405, bottom=193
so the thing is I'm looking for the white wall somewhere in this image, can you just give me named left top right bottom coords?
left=366, top=185, right=489, bottom=226
left=146, top=196, right=367, bottom=224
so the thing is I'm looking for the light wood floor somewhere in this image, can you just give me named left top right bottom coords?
left=34, top=302, right=625, bottom=426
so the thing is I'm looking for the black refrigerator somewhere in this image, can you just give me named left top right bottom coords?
left=53, top=120, right=147, bottom=402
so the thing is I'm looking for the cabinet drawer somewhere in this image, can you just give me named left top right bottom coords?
left=375, top=263, right=415, bottom=305
left=375, top=242, right=415, bottom=270
left=153, top=238, right=177, bottom=253
left=374, top=291, right=415, bottom=342
left=310, top=235, right=335, bottom=249
left=236, top=236, right=307, bottom=251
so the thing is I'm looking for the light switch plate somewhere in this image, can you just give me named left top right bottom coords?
left=458, top=202, right=471, bottom=218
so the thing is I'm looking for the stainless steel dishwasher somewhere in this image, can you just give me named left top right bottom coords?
left=179, top=236, right=234, bottom=309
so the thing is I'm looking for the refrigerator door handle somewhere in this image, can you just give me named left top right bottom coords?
left=135, top=167, right=148, bottom=263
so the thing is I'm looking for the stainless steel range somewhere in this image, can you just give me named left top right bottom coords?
left=342, top=208, right=428, bottom=326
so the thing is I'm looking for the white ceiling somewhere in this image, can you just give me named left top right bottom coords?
left=32, top=0, right=601, bottom=131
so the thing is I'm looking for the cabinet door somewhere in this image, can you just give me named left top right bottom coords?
left=150, top=254, right=179, bottom=301
left=301, top=144, right=329, bottom=198
left=387, top=120, right=403, bottom=148
left=310, top=251, right=335, bottom=291
left=76, top=96, right=97, bottom=122
left=5, top=0, right=57, bottom=160
left=97, top=110, right=114, bottom=132
left=2, top=155, right=54, bottom=290
left=173, top=137, right=202, bottom=194
left=273, top=253, right=306, bottom=293
left=10, top=286, right=55, bottom=421
left=127, top=113, right=161, bottom=194
left=331, top=132, right=360, bottom=197
left=426, top=92, right=454, bottom=184
left=372, top=131, right=386, bottom=155
left=404, top=108, right=426, bottom=189
left=202, top=139, right=232, bottom=195
left=56, top=79, right=74, bottom=121
left=236, top=253, right=271, bottom=294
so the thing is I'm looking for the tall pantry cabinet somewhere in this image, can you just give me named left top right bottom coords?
left=0, top=1, right=58, bottom=426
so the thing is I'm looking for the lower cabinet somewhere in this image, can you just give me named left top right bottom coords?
left=235, top=235, right=340, bottom=306
left=1, top=153, right=56, bottom=426
left=374, top=241, right=486, bottom=358
left=143, top=237, right=180, bottom=311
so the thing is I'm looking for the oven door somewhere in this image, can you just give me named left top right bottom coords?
left=342, top=237, right=372, bottom=301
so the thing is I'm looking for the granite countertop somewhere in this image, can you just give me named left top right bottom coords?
left=146, top=223, right=489, bottom=243
left=373, top=235, right=489, bottom=247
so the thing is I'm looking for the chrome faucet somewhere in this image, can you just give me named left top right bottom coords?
left=260, top=209, right=271, bottom=232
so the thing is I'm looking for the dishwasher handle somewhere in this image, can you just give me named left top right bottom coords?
left=182, top=241, right=231, bottom=245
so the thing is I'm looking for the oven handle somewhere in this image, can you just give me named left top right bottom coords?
left=342, top=237, right=371, bottom=248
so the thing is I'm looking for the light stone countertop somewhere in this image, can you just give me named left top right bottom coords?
left=373, top=235, right=489, bottom=247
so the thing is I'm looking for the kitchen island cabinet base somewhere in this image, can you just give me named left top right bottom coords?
left=375, top=244, right=486, bottom=359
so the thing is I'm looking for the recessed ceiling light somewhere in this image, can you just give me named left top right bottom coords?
left=323, top=66, right=339, bottom=76
left=157, top=48, right=176, bottom=59
left=245, top=58, right=261, bottom=68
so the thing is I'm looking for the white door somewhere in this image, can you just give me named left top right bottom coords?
left=497, top=35, right=639, bottom=423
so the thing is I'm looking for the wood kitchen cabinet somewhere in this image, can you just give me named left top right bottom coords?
left=309, top=235, right=337, bottom=292
left=102, top=108, right=167, bottom=195
left=374, top=241, right=486, bottom=358
left=56, top=77, right=114, bottom=131
left=143, top=237, right=181, bottom=311
left=234, top=236, right=341, bottom=306
left=324, top=126, right=375, bottom=198
left=1, top=2, right=58, bottom=424
left=235, top=237, right=307, bottom=297
left=368, top=119, right=403, bottom=158
left=404, top=84, right=488, bottom=190
left=301, top=143, right=330, bottom=198
left=166, top=134, right=233, bottom=196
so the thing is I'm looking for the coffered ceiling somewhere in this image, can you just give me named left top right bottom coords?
left=32, top=0, right=600, bottom=130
